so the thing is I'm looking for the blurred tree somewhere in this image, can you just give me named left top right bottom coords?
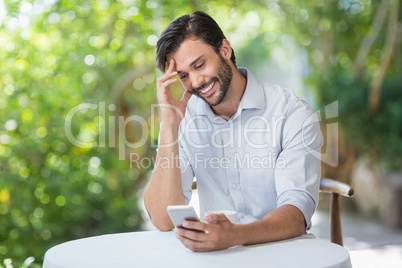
left=276, top=0, right=402, bottom=170
left=0, top=0, right=159, bottom=265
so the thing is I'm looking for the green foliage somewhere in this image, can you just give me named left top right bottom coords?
left=0, top=0, right=159, bottom=265
left=279, top=0, right=402, bottom=170
left=316, top=65, right=402, bottom=170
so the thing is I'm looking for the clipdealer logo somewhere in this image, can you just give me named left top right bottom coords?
left=302, top=101, right=338, bottom=167
left=128, top=151, right=286, bottom=171
left=64, top=101, right=339, bottom=167
left=64, top=102, right=149, bottom=160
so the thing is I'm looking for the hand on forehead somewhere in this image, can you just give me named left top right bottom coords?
left=165, top=59, right=176, bottom=73
left=166, top=38, right=213, bottom=73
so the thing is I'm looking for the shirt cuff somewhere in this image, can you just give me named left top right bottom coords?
left=276, top=190, right=316, bottom=228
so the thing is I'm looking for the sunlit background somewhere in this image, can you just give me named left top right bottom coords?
left=0, top=0, right=401, bottom=267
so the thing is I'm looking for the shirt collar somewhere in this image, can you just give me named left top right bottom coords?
left=238, top=68, right=265, bottom=111
left=196, top=68, right=265, bottom=116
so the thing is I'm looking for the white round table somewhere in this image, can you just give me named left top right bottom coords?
left=43, top=231, right=352, bottom=268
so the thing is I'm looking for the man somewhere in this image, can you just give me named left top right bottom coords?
left=143, top=11, right=323, bottom=252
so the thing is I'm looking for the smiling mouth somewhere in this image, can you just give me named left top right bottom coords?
left=200, top=81, right=216, bottom=94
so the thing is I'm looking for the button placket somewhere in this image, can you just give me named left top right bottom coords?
left=222, top=121, right=246, bottom=216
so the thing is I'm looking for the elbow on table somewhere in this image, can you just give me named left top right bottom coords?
left=157, top=225, right=174, bottom=232
left=151, top=215, right=174, bottom=232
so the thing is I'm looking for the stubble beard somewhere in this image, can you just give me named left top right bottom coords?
left=192, top=56, right=233, bottom=107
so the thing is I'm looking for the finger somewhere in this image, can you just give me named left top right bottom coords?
left=157, top=71, right=178, bottom=85
left=205, top=213, right=229, bottom=223
left=161, top=78, right=178, bottom=89
left=177, top=235, right=215, bottom=252
left=157, top=74, right=178, bottom=96
left=175, top=228, right=217, bottom=252
left=182, top=220, right=207, bottom=232
left=176, top=227, right=207, bottom=242
left=166, top=59, right=176, bottom=74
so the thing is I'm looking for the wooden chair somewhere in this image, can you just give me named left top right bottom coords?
left=191, top=178, right=354, bottom=246
left=319, top=178, right=354, bottom=246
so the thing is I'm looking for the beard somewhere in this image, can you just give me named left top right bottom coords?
left=191, top=55, right=233, bottom=106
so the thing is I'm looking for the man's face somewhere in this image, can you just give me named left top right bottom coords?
left=167, top=38, right=233, bottom=106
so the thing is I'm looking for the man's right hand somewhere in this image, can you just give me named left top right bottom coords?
left=156, top=59, right=192, bottom=128
left=145, top=60, right=189, bottom=231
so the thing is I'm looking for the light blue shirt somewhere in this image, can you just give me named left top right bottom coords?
left=147, top=68, right=323, bottom=226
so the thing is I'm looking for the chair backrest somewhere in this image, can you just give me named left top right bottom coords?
left=192, top=178, right=354, bottom=246
left=319, top=178, right=354, bottom=246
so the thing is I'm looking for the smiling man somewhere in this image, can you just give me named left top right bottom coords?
left=143, top=11, right=323, bottom=252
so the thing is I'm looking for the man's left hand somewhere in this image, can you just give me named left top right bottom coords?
left=174, top=214, right=240, bottom=252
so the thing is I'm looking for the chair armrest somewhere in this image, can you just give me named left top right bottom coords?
left=319, top=178, right=354, bottom=246
left=320, top=178, right=354, bottom=197
left=192, top=181, right=197, bottom=190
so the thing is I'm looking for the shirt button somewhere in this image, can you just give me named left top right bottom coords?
left=231, top=184, right=237, bottom=189
left=228, top=154, right=232, bottom=159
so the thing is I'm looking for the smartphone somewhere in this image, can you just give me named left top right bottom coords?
left=167, top=205, right=200, bottom=228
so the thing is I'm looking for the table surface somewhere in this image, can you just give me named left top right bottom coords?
left=43, top=231, right=352, bottom=268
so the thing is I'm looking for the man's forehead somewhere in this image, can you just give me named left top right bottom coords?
left=167, top=38, right=213, bottom=70
left=168, top=56, right=204, bottom=73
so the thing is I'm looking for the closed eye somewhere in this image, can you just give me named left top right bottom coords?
left=195, top=63, right=204, bottom=69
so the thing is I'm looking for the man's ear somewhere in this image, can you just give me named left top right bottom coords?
left=220, top=39, right=232, bottom=60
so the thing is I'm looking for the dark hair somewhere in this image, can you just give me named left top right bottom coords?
left=155, top=11, right=236, bottom=72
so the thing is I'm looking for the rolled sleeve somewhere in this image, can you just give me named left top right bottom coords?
left=276, top=190, right=316, bottom=227
left=275, top=100, right=323, bottom=226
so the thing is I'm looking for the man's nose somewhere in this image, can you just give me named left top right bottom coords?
left=190, top=74, right=205, bottom=90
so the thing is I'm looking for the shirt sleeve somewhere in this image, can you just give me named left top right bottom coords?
left=142, top=123, right=195, bottom=220
left=275, top=100, right=323, bottom=227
